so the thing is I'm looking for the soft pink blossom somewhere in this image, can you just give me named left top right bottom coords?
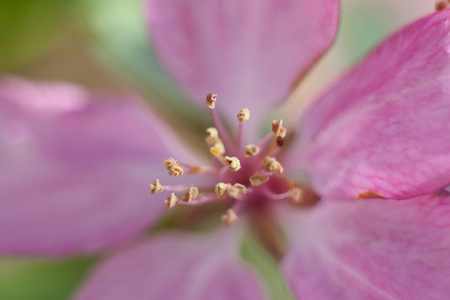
left=2, top=1, right=450, bottom=299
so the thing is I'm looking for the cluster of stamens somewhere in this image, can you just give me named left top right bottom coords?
left=149, top=93, right=305, bottom=226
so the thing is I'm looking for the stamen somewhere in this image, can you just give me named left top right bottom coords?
left=225, top=183, right=248, bottom=199
left=257, top=131, right=275, bottom=150
left=249, top=172, right=269, bottom=186
left=215, top=182, right=228, bottom=199
left=187, top=165, right=217, bottom=175
left=165, top=193, right=179, bottom=209
left=226, top=184, right=240, bottom=199
left=276, top=136, right=284, bottom=147
left=206, top=93, right=217, bottom=109
left=206, top=93, right=234, bottom=153
left=224, top=156, right=241, bottom=172
left=244, top=144, right=260, bottom=158
left=436, top=0, right=449, bottom=10
left=163, top=157, right=184, bottom=176
left=233, top=183, right=247, bottom=196
left=221, top=208, right=238, bottom=226
left=205, top=127, right=219, bottom=144
left=236, top=108, right=250, bottom=151
left=149, top=179, right=164, bottom=194
left=262, top=157, right=284, bottom=174
left=237, top=108, right=250, bottom=122
left=162, top=184, right=200, bottom=192
left=261, top=186, right=302, bottom=203
left=210, top=141, right=228, bottom=166
left=272, top=120, right=287, bottom=138
left=182, top=187, right=199, bottom=203
left=287, top=187, right=303, bottom=203
left=177, top=193, right=221, bottom=205
left=210, top=139, right=225, bottom=156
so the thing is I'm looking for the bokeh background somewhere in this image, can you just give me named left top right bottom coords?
left=0, top=0, right=433, bottom=299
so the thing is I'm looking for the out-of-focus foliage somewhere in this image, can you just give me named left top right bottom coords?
left=0, top=0, right=73, bottom=69
left=0, top=258, right=94, bottom=300
left=76, top=0, right=206, bottom=126
left=241, top=234, right=296, bottom=300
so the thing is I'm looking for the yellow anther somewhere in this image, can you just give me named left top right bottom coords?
left=288, top=187, right=303, bottom=203
left=262, top=156, right=284, bottom=174
left=206, top=93, right=217, bottom=109
left=225, top=156, right=241, bottom=172
left=272, top=119, right=287, bottom=138
left=149, top=179, right=164, bottom=194
left=237, top=108, right=250, bottom=122
left=163, top=157, right=177, bottom=168
left=233, top=183, right=247, bottom=196
left=210, top=139, right=225, bottom=156
left=182, top=187, right=199, bottom=203
left=205, top=127, right=219, bottom=144
left=163, top=157, right=184, bottom=176
left=226, top=184, right=240, bottom=198
left=165, top=193, right=179, bottom=209
left=224, top=183, right=247, bottom=199
left=221, top=209, right=238, bottom=226
left=169, top=165, right=184, bottom=176
left=215, top=182, right=228, bottom=199
left=249, top=172, right=269, bottom=186
left=244, top=144, right=260, bottom=158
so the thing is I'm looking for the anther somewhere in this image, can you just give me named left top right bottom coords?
left=149, top=179, right=164, bottom=194
left=206, top=93, right=217, bottom=109
left=276, top=136, right=284, bottom=147
left=272, top=120, right=286, bottom=138
left=224, top=183, right=247, bottom=199
left=233, top=183, right=247, bottom=196
left=221, top=209, right=238, bottom=226
left=165, top=193, right=179, bottom=209
left=244, top=144, right=260, bottom=158
left=226, top=184, right=240, bottom=199
left=215, top=182, right=228, bottom=199
left=226, top=183, right=245, bottom=198
left=210, top=139, right=225, bottom=156
left=182, top=187, right=199, bottom=203
left=436, top=0, right=448, bottom=10
left=237, top=108, right=250, bottom=122
left=262, top=156, right=284, bottom=174
left=249, top=172, right=269, bottom=186
left=188, top=167, right=202, bottom=175
left=163, top=157, right=184, bottom=176
left=288, top=187, right=303, bottom=204
left=205, top=127, right=219, bottom=144
left=225, top=156, right=241, bottom=172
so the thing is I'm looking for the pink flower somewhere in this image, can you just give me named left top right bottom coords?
left=2, top=0, right=450, bottom=299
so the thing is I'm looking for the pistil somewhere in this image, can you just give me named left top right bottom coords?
left=206, top=93, right=234, bottom=153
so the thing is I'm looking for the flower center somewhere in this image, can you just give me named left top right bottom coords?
left=149, top=93, right=318, bottom=225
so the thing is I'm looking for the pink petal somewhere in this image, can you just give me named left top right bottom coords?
left=289, top=10, right=450, bottom=200
left=74, top=229, right=266, bottom=300
left=282, top=194, right=450, bottom=300
left=146, top=0, right=339, bottom=132
left=0, top=77, right=203, bottom=255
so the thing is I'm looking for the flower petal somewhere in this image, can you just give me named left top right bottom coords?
left=146, top=0, right=339, bottom=129
left=290, top=10, right=450, bottom=200
left=74, top=229, right=266, bottom=300
left=282, top=194, right=450, bottom=300
left=0, top=77, right=202, bottom=255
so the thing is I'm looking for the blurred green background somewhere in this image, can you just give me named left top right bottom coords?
left=0, top=0, right=432, bottom=299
